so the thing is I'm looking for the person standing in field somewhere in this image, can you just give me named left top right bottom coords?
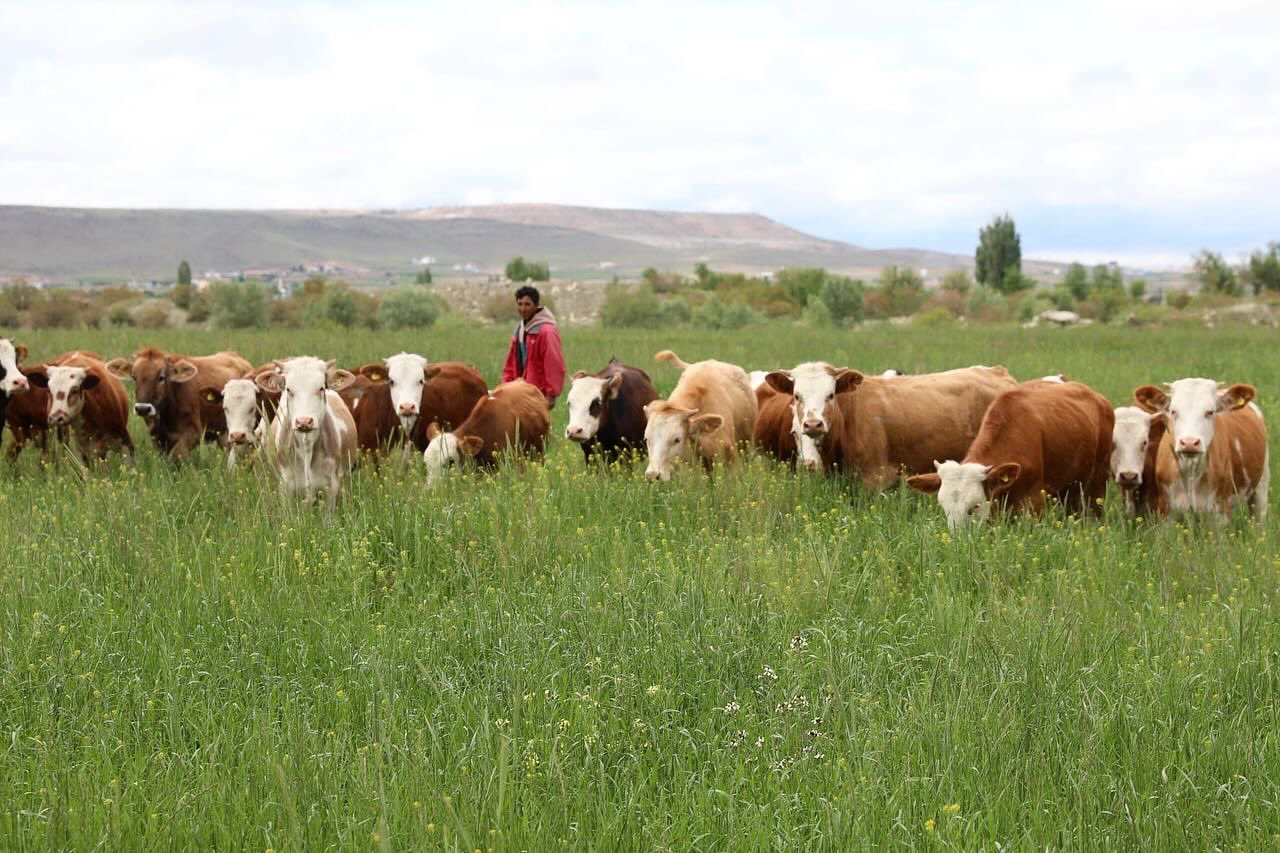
left=502, top=285, right=566, bottom=409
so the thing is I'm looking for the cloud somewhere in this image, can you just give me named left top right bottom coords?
left=1, top=0, right=1277, bottom=259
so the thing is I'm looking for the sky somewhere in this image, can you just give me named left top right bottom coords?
left=2, top=1, right=1278, bottom=269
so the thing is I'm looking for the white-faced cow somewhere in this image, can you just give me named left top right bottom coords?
left=1134, top=379, right=1269, bottom=520
left=1110, top=406, right=1168, bottom=515
left=644, top=350, right=756, bottom=481
left=256, top=357, right=358, bottom=507
left=906, top=381, right=1114, bottom=530
left=767, top=363, right=1017, bottom=485
left=0, top=337, right=31, bottom=437
left=24, top=351, right=134, bottom=464
left=347, top=355, right=488, bottom=454
left=565, top=358, right=657, bottom=462
left=422, top=379, right=550, bottom=485
left=106, top=348, right=252, bottom=460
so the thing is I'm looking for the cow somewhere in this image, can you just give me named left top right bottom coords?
left=767, top=363, right=1017, bottom=485
left=255, top=357, right=358, bottom=507
left=752, top=380, right=798, bottom=464
left=422, top=379, right=550, bottom=485
left=905, top=381, right=1114, bottom=530
left=198, top=364, right=284, bottom=469
left=1133, top=379, right=1269, bottom=520
left=0, top=337, right=31, bottom=430
left=1110, top=406, right=1168, bottom=515
left=106, top=348, right=252, bottom=460
left=644, top=350, right=757, bottom=481
left=347, top=355, right=488, bottom=454
left=24, top=351, right=134, bottom=464
left=564, top=358, right=657, bottom=463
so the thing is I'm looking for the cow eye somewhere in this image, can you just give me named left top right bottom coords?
left=1204, top=410, right=1213, bottom=418
left=826, top=393, right=834, bottom=402
left=673, top=437, right=681, bottom=444
left=157, top=375, right=165, bottom=383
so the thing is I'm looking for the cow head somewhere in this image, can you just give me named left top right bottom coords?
left=0, top=338, right=30, bottom=395
left=565, top=370, right=624, bottom=442
left=1110, top=406, right=1166, bottom=490
left=205, top=379, right=262, bottom=446
left=907, top=460, right=1021, bottom=531
left=26, top=365, right=101, bottom=425
left=108, top=349, right=198, bottom=419
left=642, top=401, right=723, bottom=481
left=359, top=352, right=431, bottom=434
left=1135, top=379, right=1254, bottom=474
left=767, top=362, right=863, bottom=439
left=422, top=421, right=483, bottom=485
left=260, top=357, right=356, bottom=441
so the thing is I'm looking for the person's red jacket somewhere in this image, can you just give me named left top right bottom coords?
left=501, top=313, right=565, bottom=405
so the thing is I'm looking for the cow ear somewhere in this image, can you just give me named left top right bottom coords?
left=426, top=422, right=442, bottom=440
left=572, top=370, right=589, bottom=380
left=764, top=370, right=793, bottom=395
left=169, top=360, right=198, bottom=383
left=255, top=370, right=285, bottom=394
left=1134, top=385, right=1168, bottom=413
left=604, top=372, right=624, bottom=397
left=833, top=369, right=864, bottom=394
left=689, top=413, right=724, bottom=435
left=328, top=369, right=357, bottom=391
left=1148, top=412, right=1168, bottom=444
left=357, top=363, right=387, bottom=383
left=80, top=373, right=101, bottom=392
left=1217, top=383, right=1255, bottom=411
left=26, top=369, right=48, bottom=388
left=425, top=363, right=444, bottom=380
left=459, top=435, right=484, bottom=456
left=14, top=344, right=27, bottom=363
left=984, top=462, right=1021, bottom=496
left=906, top=473, right=941, bottom=494
left=199, top=385, right=224, bottom=405
left=105, top=357, right=133, bottom=380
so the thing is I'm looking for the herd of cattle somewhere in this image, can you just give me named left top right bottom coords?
left=0, top=337, right=1269, bottom=527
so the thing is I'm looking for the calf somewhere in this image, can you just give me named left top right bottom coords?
left=768, top=363, right=1016, bottom=486
left=752, top=381, right=797, bottom=464
left=906, top=381, right=1114, bottom=530
left=422, top=379, right=550, bottom=485
left=24, top=352, right=134, bottom=464
left=1110, top=406, right=1168, bottom=515
left=644, top=350, right=757, bottom=481
left=564, top=358, right=657, bottom=462
left=200, top=364, right=284, bottom=469
left=256, top=357, right=358, bottom=507
left=349, top=356, right=488, bottom=453
left=1134, top=379, right=1268, bottom=520
left=106, top=348, right=252, bottom=459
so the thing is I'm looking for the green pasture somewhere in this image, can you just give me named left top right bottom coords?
left=2, top=322, right=1279, bottom=850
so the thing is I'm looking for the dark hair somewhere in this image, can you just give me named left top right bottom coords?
left=514, top=285, right=540, bottom=305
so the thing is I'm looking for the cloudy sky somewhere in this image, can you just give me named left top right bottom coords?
left=2, top=1, right=1277, bottom=267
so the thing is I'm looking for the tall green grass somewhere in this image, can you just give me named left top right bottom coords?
left=2, top=323, right=1279, bottom=849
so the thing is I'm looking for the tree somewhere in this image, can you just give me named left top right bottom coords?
left=694, top=262, right=712, bottom=287
left=775, top=267, right=828, bottom=306
left=878, top=265, right=927, bottom=315
left=378, top=288, right=441, bottom=329
left=210, top=282, right=268, bottom=329
left=1089, top=263, right=1124, bottom=294
left=1129, top=279, right=1147, bottom=301
left=975, top=214, right=1022, bottom=293
left=1062, top=263, right=1089, bottom=301
left=414, top=267, right=433, bottom=285
left=505, top=256, right=550, bottom=282
left=819, top=276, right=865, bottom=324
left=1242, top=243, right=1280, bottom=295
left=172, top=259, right=193, bottom=309
left=1191, top=250, right=1240, bottom=296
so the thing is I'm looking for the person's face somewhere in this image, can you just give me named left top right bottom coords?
left=516, top=296, right=538, bottom=322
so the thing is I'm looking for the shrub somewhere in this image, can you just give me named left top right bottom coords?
left=659, top=296, right=691, bottom=325
left=877, top=266, right=926, bottom=316
left=306, top=287, right=359, bottom=329
left=186, top=291, right=211, bottom=324
left=378, top=287, right=441, bottom=330
left=926, top=289, right=968, bottom=318
left=913, top=307, right=957, bottom=328
left=210, top=282, right=269, bottom=329
left=268, top=298, right=304, bottom=328
left=820, top=277, right=865, bottom=324
left=940, top=268, right=973, bottom=295
left=692, top=295, right=763, bottom=330
left=1049, top=286, right=1076, bottom=311
left=135, top=301, right=174, bottom=329
left=28, top=291, right=83, bottom=328
left=108, top=303, right=136, bottom=327
left=802, top=295, right=832, bottom=327
left=601, top=285, right=665, bottom=329
left=775, top=267, right=828, bottom=306
left=966, top=286, right=1010, bottom=323
left=505, top=257, right=550, bottom=282
left=1017, top=292, right=1055, bottom=322
left=1166, top=290, right=1193, bottom=310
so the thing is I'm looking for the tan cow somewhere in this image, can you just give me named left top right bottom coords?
left=644, top=350, right=756, bottom=481
left=1134, top=379, right=1269, bottom=520
left=766, top=363, right=1016, bottom=488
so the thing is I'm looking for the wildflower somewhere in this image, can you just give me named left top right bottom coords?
left=758, top=665, right=778, bottom=682
left=727, top=729, right=748, bottom=748
left=723, top=701, right=740, bottom=715
left=943, top=803, right=960, bottom=816
left=789, top=635, right=808, bottom=651
left=925, top=818, right=935, bottom=833
left=646, top=684, right=661, bottom=697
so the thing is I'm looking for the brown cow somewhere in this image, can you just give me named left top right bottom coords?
left=107, top=348, right=251, bottom=459
left=345, top=354, right=488, bottom=454
left=25, top=352, right=134, bottom=464
left=767, top=363, right=1017, bottom=487
left=752, top=381, right=798, bottom=465
left=644, top=350, right=757, bottom=481
left=422, top=379, right=550, bottom=485
left=1134, top=378, right=1269, bottom=520
left=906, top=381, right=1114, bottom=529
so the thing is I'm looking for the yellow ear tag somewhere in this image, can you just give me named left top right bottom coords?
left=1234, top=397, right=1246, bottom=409
left=1000, top=473, right=1011, bottom=483
left=205, top=391, right=218, bottom=403
left=371, top=372, right=383, bottom=381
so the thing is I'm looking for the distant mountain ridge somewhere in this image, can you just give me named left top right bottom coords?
left=0, top=203, right=1005, bottom=283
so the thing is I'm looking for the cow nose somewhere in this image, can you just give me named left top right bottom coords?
left=645, top=469, right=661, bottom=482
left=1178, top=436, right=1203, bottom=453
left=229, top=431, right=247, bottom=444
left=1117, top=470, right=1139, bottom=485
left=566, top=426, right=584, bottom=440
left=398, top=402, right=417, bottom=415
left=802, top=418, right=824, bottom=436
left=49, top=412, right=67, bottom=425
left=294, top=416, right=316, bottom=432
left=134, top=403, right=155, bottom=417
left=801, top=459, right=820, bottom=472
left=10, top=377, right=27, bottom=392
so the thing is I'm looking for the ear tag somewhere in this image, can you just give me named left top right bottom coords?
left=1000, top=473, right=1011, bottom=483
left=1234, top=397, right=1246, bottom=410
left=371, top=371, right=383, bottom=381
left=205, top=391, right=218, bottom=403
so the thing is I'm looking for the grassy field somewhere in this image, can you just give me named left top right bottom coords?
left=3, top=321, right=1280, bottom=850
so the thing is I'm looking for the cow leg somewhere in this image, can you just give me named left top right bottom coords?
left=1254, top=452, right=1271, bottom=521
left=168, top=430, right=200, bottom=462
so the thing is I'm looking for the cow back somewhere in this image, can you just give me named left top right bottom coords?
left=666, top=359, right=757, bottom=453
left=409, top=362, right=489, bottom=450
left=455, top=380, right=550, bottom=465
left=591, top=362, right=657, bottom=458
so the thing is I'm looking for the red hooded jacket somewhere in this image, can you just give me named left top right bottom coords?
left=501, top=308, right=566, bottom=405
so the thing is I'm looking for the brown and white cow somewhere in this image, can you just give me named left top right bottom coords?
left=199, top=363, right=284, bottom=469
left=565, top=358, right=658, bottom=462
left=255, top=357, right=358, bottom=507
left=1134, top=379, right=1269, bottom=520
left=0, top=337, right=31, bottom=436
left=347, top=355, right=488, bottom=454
left=1110, top=406, right=1168, bottom=515
left=644, top=350, right=757, bottom=481
left=767, top=363, right=1017, bottom=486
left=752, top=380, right=798, bottom=465
left=906, top=381, right=1114, bottom=530
left=106, top=348, right=252, bottom=460
left=24, top=351, right=134, bottom=464
left=422, top=379, right=550, bottom=485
